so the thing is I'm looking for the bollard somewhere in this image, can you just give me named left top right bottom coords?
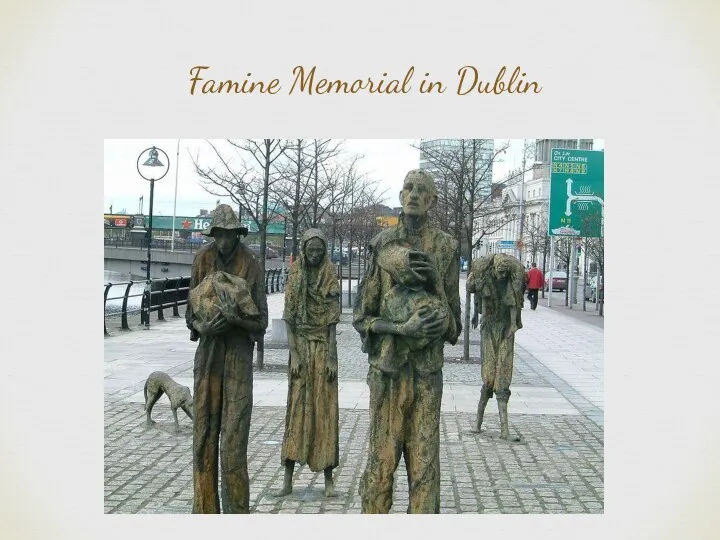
left=157, top=278, right=169, bottom=321
left=172, top=277, right=181, bottom=317
left=121, top=281, right=134, bottom=330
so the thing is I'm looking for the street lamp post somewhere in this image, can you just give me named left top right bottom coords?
left=137, top=146, right=170, bottom=328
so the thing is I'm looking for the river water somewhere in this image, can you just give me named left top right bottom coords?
left=104, top=270, right=146, bottom=312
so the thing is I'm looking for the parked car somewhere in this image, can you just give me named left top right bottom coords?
left=247, top=243, right=279, bottom=259
left=265, top=246, right=279, bottom=259
left=544, top=271, right=568, bottom=292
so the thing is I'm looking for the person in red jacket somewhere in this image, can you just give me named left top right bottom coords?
left=526, top=262, right=544, bottom=310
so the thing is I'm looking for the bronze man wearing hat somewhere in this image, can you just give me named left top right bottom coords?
left=185, top=204, right=269, bottom=513
left=353, top=170, right=462, bottom=513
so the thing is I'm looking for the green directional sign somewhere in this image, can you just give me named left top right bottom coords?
left=548, top=148, right=604, bottom=238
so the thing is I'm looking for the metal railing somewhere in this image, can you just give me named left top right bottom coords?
left=265, top=268, right=288, bottom=294
left=104, top=268, right=289, bottom=335
left=104, top=276, right=191, bottom=335
left=104, top=237, right=205, bottom=253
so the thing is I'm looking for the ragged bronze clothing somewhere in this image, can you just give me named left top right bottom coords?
left=360, top=366, right=442, bottom=514
left=467, top=254, right=525, bottom=393
left=192, top=334, right=253, bottom=514
left=353, top=219, right=462, bottom=377
left=353, top=216, right=461, bottom=514
left=281, top=228, right=341, bottom=472
left=479, top=326, right=515, bottom=392
left=280, top=332, right=339, bottom=471
left=282, top=235, right=340, bottom=331
left=186, top=240, right=268, bottom=514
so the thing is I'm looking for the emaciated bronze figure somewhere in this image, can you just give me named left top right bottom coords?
left=143, top=371, right=193, bottom=433
left=353, top=169, right=462, bottom=513
left=467, top=253, right=525, bottom=442
left=185, top=204, right=269, bottom=513
left=276, top=229, right=341, bottom=498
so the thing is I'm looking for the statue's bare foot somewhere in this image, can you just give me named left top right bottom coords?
left=500, top=432, right=522, bottom=443
left=273, top=486, right=292, bottom=497
left=325, top=482, right=336, bottom=498
left=146, top=419, right=156, bottom=426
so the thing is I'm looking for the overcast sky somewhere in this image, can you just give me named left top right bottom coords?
left=104, top=139, right=604, bottom=217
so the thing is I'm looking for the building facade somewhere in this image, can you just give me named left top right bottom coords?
left=419, top=138, right=495, bottom=200
left=474, top=139, right=595, bottom=271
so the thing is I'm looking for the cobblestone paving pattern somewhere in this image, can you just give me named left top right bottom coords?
left=105, top=285, right=603, bottom=514
left=105, top=403, right=603, bottom=514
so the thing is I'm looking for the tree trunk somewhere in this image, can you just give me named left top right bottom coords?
left=462, top=189, right=475, bottom=362
left=256, top=144, right=270, bottom=371
left=462, top=246, right=473, bottom=362
left=463, top=287, right=472, bottom=361
left=347, top=239, right=353, bottom=308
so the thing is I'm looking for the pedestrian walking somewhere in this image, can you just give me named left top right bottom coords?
left=526, top=262, right=544, bottom=310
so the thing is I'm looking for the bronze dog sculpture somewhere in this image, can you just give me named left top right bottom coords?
left=144, top=371, right=194, bottom=432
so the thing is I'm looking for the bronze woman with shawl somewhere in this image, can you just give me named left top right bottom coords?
left=275, top=229, right=341, bottom=497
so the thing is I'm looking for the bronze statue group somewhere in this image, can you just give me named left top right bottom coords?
left=183, top=170, right=526, bottom=514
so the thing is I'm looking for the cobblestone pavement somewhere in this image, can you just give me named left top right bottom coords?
left=104, top=283, right=604, bottom=514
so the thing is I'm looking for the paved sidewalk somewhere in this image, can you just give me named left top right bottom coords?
left=104, top=282, right=604, bottom=514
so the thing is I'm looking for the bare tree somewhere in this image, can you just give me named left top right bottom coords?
left=580, top=209, right=604, bottom=315
left=191, top=139, right=288, bottom=267
left=417, top=139, right=530, bottom=361
left=320, top=160, right=385, bottom=307
left=272, top=139, right=351, bottom=260
left=303, top=139, right=345, bottom=228
left=273, top=139, right=313, bottom=259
